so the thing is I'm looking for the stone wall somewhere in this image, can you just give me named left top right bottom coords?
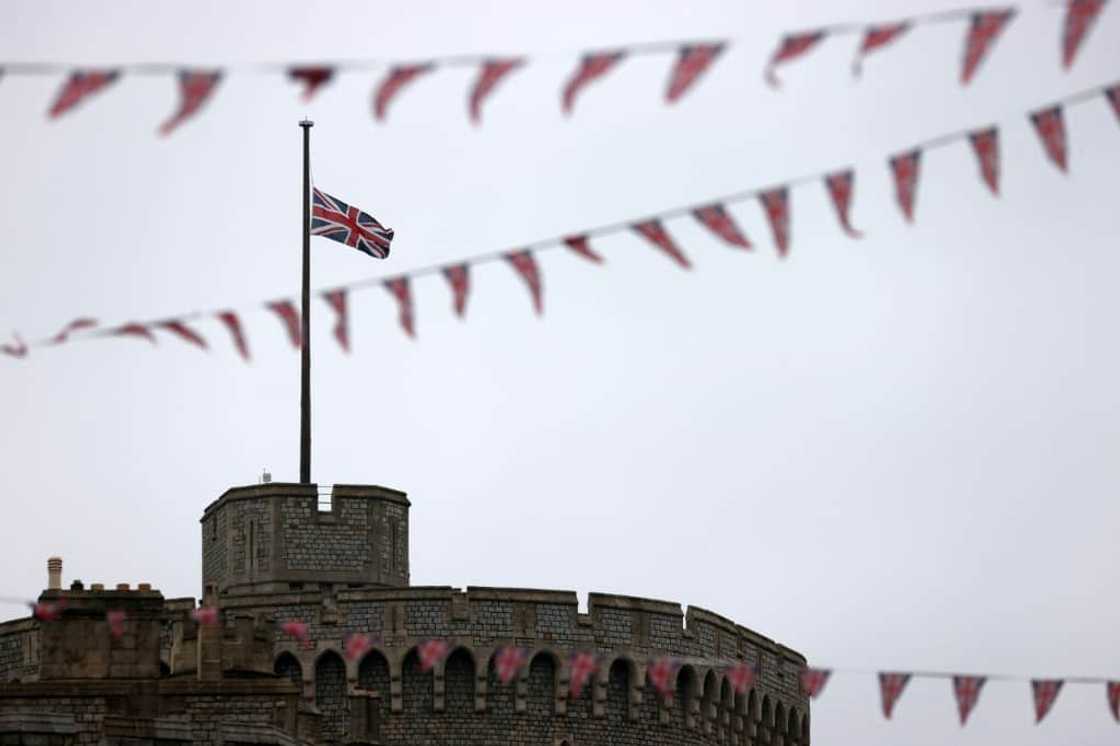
left=0, top=620, right=38, bottom=684
left=201, top=484, right=410, bottom=596
left=220, top=585, right=809, bottom=745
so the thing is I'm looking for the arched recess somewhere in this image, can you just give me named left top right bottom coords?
left=527, top=651, right=558, bottom=721
left=760, top=694, right=773, bottom=745
left=720, top=677, right=733, bottom=738
left=315, top=650, right=348, bottom=744
left=775, top=701, right=787, bottom=744
left=444, top=647, right=475, bottom=715
left=801, top=711, right=810, bottom=745
left=787, top=708, right=801, bottom=746
left=357, top=649, right=391, bottom=723
left=675, top=664, right=698, bottom=729
left=400, top=648, right=430, bottom=717
left=159, top=660, right=171, bottom=677
left=606, top=657, right=633, bottom=727
left=486, top=651, right=516, bottom=720
left=275, top=652, right=303, bottom=697
left=701, top=669, right=719, bottom=730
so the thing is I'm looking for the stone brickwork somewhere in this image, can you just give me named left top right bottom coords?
left=201, top=484, right=410, bottom=596
left=0, top=621, right=37, bottom=684
left=220, top=585, right=809, bottom=745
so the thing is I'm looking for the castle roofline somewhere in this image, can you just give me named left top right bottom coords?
left=200, top=482, right=409, bottom=519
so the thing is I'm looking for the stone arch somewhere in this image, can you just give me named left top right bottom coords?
left=275, top=651, right=303, bottom=697
left=676, top=664, right=698, bottom=729
left=606, top=656, right=633, bottom=727
left=776, top=700, right=787, bottom=743
left=314, top=650, right=348, bottom=744
left=400, top=647, right=430, bottom=717
left=787, top=708, right=801, bottom=746
left=357, top=648, right=391, bottom=723
left=526, top=650, right=558, bottom=721
left=760, top=694, right=773, bottom=745
left=701, top=669, right=720, bottom=732
left=486, top=650, right=517, bottom=721
left=719, top=677, right=733, bottom=741
left=444, top=647, right=475, bottom=715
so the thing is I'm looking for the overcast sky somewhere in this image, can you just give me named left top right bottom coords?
left=1, top=0, right=1118, bottom=743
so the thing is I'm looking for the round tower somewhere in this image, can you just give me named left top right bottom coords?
left=200, top=483, right=410, bottom=597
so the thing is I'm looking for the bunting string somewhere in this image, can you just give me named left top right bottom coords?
left=0, top=2, right=1107, bottom=131
left=766, top=0, right=1109, bottom=86
left=2, top=79, right=1116, bottom=360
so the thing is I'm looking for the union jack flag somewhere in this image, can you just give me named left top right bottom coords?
left=495, top=646, right=528, bottom=684
left=878, top=672, right=911, bottom=719
left=961, top=10, right=1015, bottom=85
left=569, top=651, right=599, bottom=698
left=647, top=656, right=678, bottom=703
left=1109, top=681, right=1120, bottom=721
left=191, top=606, right=219, bottom=626
left=1030, top=106, right=1068, bottom=172
left=800, top=668, right=831, bottom=698
left=726, top=662, right=756, bottom=694
left=952, top=675, right=986, bottom=725
left=1032, top=679, right=1064, bottom=723
left=311, top=188, right=394, bottom=259
left=30, top=600, right=65, bottom=622
left=280, top=620, right=310, bottom=642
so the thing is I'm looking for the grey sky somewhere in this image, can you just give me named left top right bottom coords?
left=1, top=0, right=1118, bottom=743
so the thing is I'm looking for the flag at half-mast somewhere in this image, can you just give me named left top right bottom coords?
left=311, top=188, right=394, bottom=259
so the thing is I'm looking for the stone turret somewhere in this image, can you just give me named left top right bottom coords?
left=200, top=483, right=410, bottom=597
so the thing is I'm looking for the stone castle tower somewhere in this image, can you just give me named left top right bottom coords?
left=0, top=482, right=811, bottom=745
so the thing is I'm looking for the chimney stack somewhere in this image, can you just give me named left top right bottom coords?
left=47, top=557, right=62, bottom=591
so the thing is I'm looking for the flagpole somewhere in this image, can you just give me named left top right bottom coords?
left=300, top=119, right=313, bottom=484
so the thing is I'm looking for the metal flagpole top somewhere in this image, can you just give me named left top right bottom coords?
left=300, top=119, right=314, bottom=128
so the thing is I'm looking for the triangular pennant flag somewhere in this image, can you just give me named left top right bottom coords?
left=563, top=235, right=604, bottom=263
left=562, top=52, right=624, bottom=114
left=726, top=662, right=756, bottom=695
left=1062, top=0, right=1106, bottom=69
left=765, top=32, right=825, bottom=87
left=384, top=277, right=415, bottom=337
left=968, top=127, right=1000, bottom=195
left=311, top=188, right=394, bottom=259
left=505, top=250, right=544, bottom=315
left=953, top=675, right=987, bottom=725
left=344, top=633, right=372, bottom=662
left=279, top=620, right=309, bottom=642
left=217, top=311, right=250, bottom=361
left=322, top=289, right=349, bottom=352
left=853, top=23, right=910, bottom=76
left=1032, top=679, right=1064, bottom=723
left=889, top=150, right=922, bottom=222
left=666, top=44, right=724, bottom=103
left=288, top=66, right=334, bottom=100
left=569, top=652, right=599, bottom=699
left=106, top=610, right=126, bottom=639
left=112, top=322, right=157, bottom=344
left=159, top=70, right=221, bottom=136
left=1, top=334, right=27, bottom=359
left=647, top=657, right=678, bottom=703
left=824, top=170, right=863, bottom=238
left=469, top=58, right=524, bottom=124
left=442, top=264, right=470, bottom=318
left=31, top=600, right=65, bottom=622
left=633, top=219, right=690, bottom=269
left=419, top=639, right=450, bottom=672
left=693, top=204, right=751, bottom=249
left=48, top=70, right=120, bottom=118
left=961, top=10, right=1015, bottom=85
left=267, top=300, right=301, bottom=348
left=758, top=187, right=791, bottom=258
left=879, top=672, right=912, bottom=719
left=373, top=64, right=434, bottom=121
left=800, top=668, right=831, bottom=698
left=1108, top=681, right=1120, bottom=721
left=49, top=318, right=98, bottom=345
left=495, top=646, right=528, bottom=684
left=1106, top=85, right=1120, bottom=124
left=158, top=320, right=207, bottom=349
left=1030, top=106, right=1068, bottom=172
left=191, top=606, right=218, bottom=626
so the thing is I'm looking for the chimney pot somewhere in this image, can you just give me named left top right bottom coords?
left=138, top=583, right=151, bottom=592
left=116, top=583, right=130, bottom=591
left=70, top=580, right=84, bottom=591
left=47, top=557, right=62, bottom=591
left=91, top=583, right=104, bottom=591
